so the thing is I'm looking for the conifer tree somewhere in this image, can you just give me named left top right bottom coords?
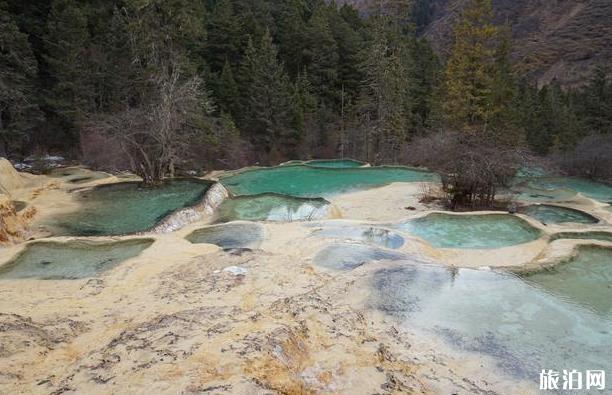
left=44, top=0, right=90, bottom=132
left=243, top=31, right=299, bottom=153
left=0, top=3, right=43, bottom=155
left=304, top=6, right=339, bottom=106
left=443, top=0, right=497, bottom=133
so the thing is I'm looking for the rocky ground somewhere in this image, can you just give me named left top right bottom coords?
left=1, top=161, right=611, bottom=394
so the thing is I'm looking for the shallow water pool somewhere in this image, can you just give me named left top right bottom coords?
left=550, top=231, right=612, bottom=243
left=44, top=179, right=211, bottom=236
left=395, top=213, right=541, bottom=249
left=312, top=225, right=405, bottom=249
left=220, top=165, right=436, bottom=198
left=314, top=243, right=406, bottom=271
left=528, top=177, right=612, bottom=203
left=216, top=194, right=331, bottom=222
left=523, top=246, right=612, bottom=315
left=305, top=159, right=365, bottom=168
left=370, top=257, right=612, bottom=382
left=0, top=239, right=154, bottom=280
left=186, top=222, right=264, bottom=249
left=521, top=204, right=598, bottom=225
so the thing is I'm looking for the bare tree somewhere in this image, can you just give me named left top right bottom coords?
left=85, top=53, right=214, bottom=184
left=406, top=131, right=528, bottom=209
left=556, top=134, right=612, bottom=181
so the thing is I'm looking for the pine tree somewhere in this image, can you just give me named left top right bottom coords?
left=204, top=0, right=240, bottom=74
left=356, top=20, right=410, bottom=163
left=443, top=0, right=498, bottom=133
left=243, top=31, right=299, bottom=154
left=0, top=3, right=43, bottom=156
left=216, top=60, right=239, bottom=116
left=304, top=5, right=339, bottom=106
left=579, top=67, right=612, bottom=135
left=44, top=0, right=90, bottom=132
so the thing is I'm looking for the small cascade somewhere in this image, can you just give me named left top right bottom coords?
left=152, top=182, right=230, bottom=233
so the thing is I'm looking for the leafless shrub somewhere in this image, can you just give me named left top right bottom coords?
left=555, top=134, right=612, bottom=181
left=405, top=131, right=529, bottom=209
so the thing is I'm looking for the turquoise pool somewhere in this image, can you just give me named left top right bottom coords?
left=395, top=213, right=542, bottom=249
left=521, top=204, right=598, bottom=225
left=0, top=239, right=154, bottom=280
left=216, top=194, right=331, bottom=222
left=528, top=177, right=612, bottom=203
left=370, top=256, right=612, bottom=382
left=44, top=179, right=212, bottom=236
left=220, top=165, right=436, bottom=198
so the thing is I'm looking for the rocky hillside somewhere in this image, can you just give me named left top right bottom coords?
left=338, top=0, right=612, bottom=87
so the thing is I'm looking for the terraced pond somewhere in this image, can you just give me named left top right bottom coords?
left=43, top=179, right=212, bottom=236
left=394, top=213, right=542, bottom=249
left=527, top=177, right=612, bottom=203
left=311, top=225, right=405, bottom=249
left=314, top=243, right=406, bottom=271
left=186, top=222, right=264, bottom=249
left=0, top=239, right=154, bottom=280
left=521, top=204, right=599, bottom=225
left=370, top=253, right=612, bottom=383
left=220, top=165, right=436, bottom=198
left=215, top=194, right=331, bottom=222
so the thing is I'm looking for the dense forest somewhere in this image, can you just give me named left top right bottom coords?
left=1, top=0, right=611, bottom=185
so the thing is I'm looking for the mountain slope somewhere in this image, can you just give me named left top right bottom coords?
left=338, top=0, right=612, bottom=86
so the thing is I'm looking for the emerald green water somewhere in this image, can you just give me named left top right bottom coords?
left=216, top=194, right=330, bottom=222
left=45, top=180, right=211, bottom=236
left=528, top=177, right=612, bottom=203
left=523, top=246, right=612, bottom=315
left=396, top=214, right=541, bottom=249
left=370, top=261, right=612, bottom=382
left=0, top=239, right=154, bottom=280
left=521, top=204, right=598, bottom=225
left=220, top=165, right=436, bottom=198
left=550, top=231, right=612, bottom=243
left=186, top=222, right=264, bottom=249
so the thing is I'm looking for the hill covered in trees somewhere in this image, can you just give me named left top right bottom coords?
left=339, top=0, right=612, bottom=87
left=1, top=0, right=611, bottom=184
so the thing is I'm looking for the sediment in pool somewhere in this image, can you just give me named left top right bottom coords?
left=0, top=239, right=154, bottom=280
left=369, top=262, right=612, bottom=380
left=311, top=224, right=405, bottom=249
left=313, top=243, right=406, bottom=270
left=186, top=222, right=264, bottom=249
